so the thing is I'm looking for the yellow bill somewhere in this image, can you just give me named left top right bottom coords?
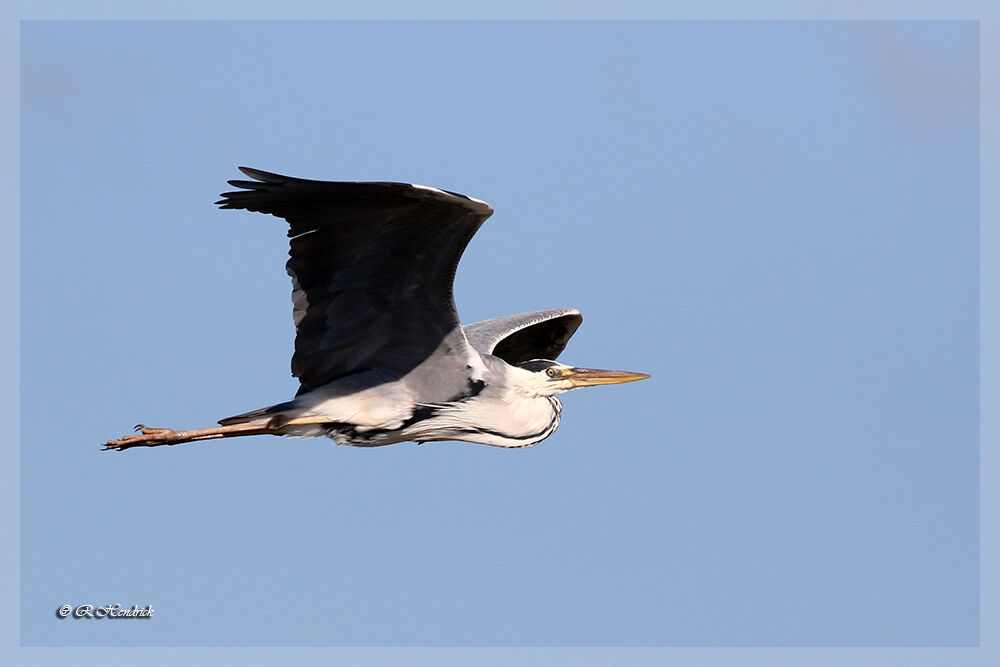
left=566, top=367, right=651, bottom=387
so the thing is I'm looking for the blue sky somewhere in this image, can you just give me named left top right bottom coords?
left=9, top=8, right=995, bottom=667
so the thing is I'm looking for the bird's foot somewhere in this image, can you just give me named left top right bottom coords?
left=103, top=424, right=178, bottom=451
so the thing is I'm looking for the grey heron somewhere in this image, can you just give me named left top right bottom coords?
left=104, top=168, right=649, bottom=452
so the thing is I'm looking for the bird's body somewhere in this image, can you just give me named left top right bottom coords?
left=104, top=168, right=648, bottom=452
left=247, top=354, right=561, bottom=448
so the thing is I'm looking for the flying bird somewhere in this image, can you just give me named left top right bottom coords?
left=104, top=168, right=649, bottom=452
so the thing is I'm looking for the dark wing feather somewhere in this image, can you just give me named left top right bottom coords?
left=218, top=167, right=493, bottom=397
left=463, top=309, right=583, bottom=364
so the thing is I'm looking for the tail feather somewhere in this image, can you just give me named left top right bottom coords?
left=218, top=400, right=298, bottom=426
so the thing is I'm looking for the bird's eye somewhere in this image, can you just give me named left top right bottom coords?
left=546, top=367, right=559, bottom=378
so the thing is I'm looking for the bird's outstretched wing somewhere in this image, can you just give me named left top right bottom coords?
left=463, top=308, right=583, bottom=364
left=218, top=167, right=494, bottom=397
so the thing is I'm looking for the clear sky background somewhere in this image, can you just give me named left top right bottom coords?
left=8, top=6, right=995, bottom=667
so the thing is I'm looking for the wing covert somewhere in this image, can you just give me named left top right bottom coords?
left=463, top=308, right=583, bottom=364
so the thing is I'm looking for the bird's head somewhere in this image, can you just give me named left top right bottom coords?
left=512, top=359, right=650, bottom=398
